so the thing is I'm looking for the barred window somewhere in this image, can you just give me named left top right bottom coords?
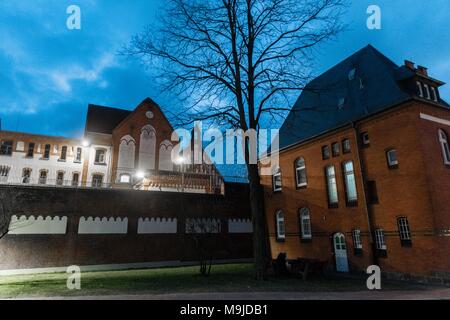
left=375, top=229, right=386, bottom=250
left=299, top=208, right=312, bottom=239
left=397, top=217, right=412, bottom=246
left=352, top=229, right=362, bottom=249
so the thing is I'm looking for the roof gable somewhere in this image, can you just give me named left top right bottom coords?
left=85, top=104, right=131, bottom=135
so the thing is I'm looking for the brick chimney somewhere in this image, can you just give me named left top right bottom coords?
left=404, top=60, right=415, bottom=70
left=417, top=65, right=428, bottom=77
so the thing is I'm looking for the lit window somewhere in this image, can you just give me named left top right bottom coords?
left=438, top=129, right=450, bottom=165
left=60, top=146, right=67, bottom=161
left=352, top=229, right=362, bottom=251
left=322, top=145, right=330, bottom=160
left=332, top=142, right=340, bottom=157
left=361, top=132, right=370, bottom=146
left=295, top=158, right=307, bottom=188
left=375, top=229, right=386, bottom=250
left=423, top=84, right=430, bottom=99
left=397, top=217, right=412, bottom=247
left=272, top=166, right=282, bottom=192
left=416, top=81, right=423, bottom=97
left=22, top=168, right=32, bottom=184
left=431, top=87, right=438, bottom=102
left=43, top=144, right=51, bottom=159
left=325, top=165, right=339, bottom=207
left=92, top=174, right=103, bottom=188
left=120, top=174, right=131, bottom=184
left=343, top=161, right=358, bottom=204
left=386, top=149, right=398, bottom=168
left=0, top=141, right=13, bottom=156
left=56, top=171, right=64, bottom=186
left=27, top=143, right=35, bottom=158
left=275, top=211, right=285, bottom=240
left=72, top=173, right=80, bottom=187
left=342, top=139, right=351, bottom=154
left=39, top=170, right=48, bottom=185
left=299, top=208, right=312, bottom=239
left=75, top=147, right=82, bottom=162
left=95, top=149, right=106, bottom=164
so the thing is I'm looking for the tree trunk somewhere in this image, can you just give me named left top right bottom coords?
left=247, top=163, right=269, bottom=280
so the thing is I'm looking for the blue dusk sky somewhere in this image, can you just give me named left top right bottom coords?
left=1, top=0, right=449, bottom=138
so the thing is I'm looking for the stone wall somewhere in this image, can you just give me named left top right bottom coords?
left=0, top=182, right=253, bottom=271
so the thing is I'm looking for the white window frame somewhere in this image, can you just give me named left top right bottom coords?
left=92, top=174, right=104, bottom=188
left=386, top=149, right=399, bottom=167
left=423, top=83, right=430, bottom=99
left=272, top=166, right=282, bottom=192
left=275, top=210, right=286, bottom=240
left=397, top=217, right=411, bottom=241
left=375, top=229, right=387, bottom=250
left=39, top=170, right=48, bottom=185
left=295, top=158, right=307, bottom=188
left=362, top=132, right=370, bottom=145
left=343, top=161, right=358, bottom=202
left=299, top=208, right=312, bottom=239
left=431, top=87, right=438, bottom=102
left=352, top=229, right=362, bottom=249
left=60, top=146, right=68, bottom=161
left=325, top=165, right=339, bottom=205
left=56, top=171, right=65, bottom=186
left=416, top=81, right=423, bottom=97
left=75, top=147, right=82, bottom=162
left=95, top=149, right=106, bottom=164
left=438, top=129, right=450, bottom=165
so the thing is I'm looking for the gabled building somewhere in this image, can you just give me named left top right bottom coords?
left=261, top=45, right=450, bottom=281
left=0, top=98, right=224, bottom=194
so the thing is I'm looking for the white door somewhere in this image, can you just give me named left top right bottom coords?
left=333, top=233, right=349, bottom=272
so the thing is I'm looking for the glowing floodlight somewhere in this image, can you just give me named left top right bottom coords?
left=82, top=140, right=90, bottom=147
left=136, top=171, right=145, bottom=179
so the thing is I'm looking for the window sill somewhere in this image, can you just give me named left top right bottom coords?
left=296, top=184, right=307, bottom=190
left=400, top=239, right=412, bottom=247
left=376, top=249, right=387, bottom=258
left=94, top=162, right=107, bottom=166
left=58, top=159, right=67, bottom=162
left=328, top=203, right=339, bottom=209
left=346, top=201, right=358, bottom=207
left=40, top=158, right=50, bottom=161
left=74, top=160, right=82, bottom=164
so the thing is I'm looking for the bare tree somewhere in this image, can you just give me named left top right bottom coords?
left=125, top=0, right=347, bottom=280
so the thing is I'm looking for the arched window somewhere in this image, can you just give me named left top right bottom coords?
left=139, top=125, right=156, bottom=170
left=272, top=166, right=282, bottom=192
left=22, top=168, right=32, bottom=184
left=325, top=165, right=338, bottom=206
left=275, top=210, right=285, bottom=241
left=295, top=158, right=307, bottom=188
left=118, top=135, right=136, bottom=170
left=299, top=208, right=312, bottom=239
left=438, top=129, right=450, bottom=165
left=39, top=170, right=48, bottom=185
left=159, top=140, right=173, bottom=171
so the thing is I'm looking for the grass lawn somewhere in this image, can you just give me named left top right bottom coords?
left=0, top=263, right=425, bottom=299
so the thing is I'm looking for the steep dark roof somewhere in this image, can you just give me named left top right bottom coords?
left=278, top=45, right=442, bottom=150
left=85, top=104, right=132, bottom=134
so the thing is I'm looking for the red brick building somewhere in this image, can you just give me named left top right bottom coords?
left=261, top=45, right=450, bottom=281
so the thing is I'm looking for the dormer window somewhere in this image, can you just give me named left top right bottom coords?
left=348, top=68, right=356, bottom=80
left=416, top=81, right=423, bottom=97
left=338, top=98, right=345, bottom=110
left=431, top=87, right=438, bottom=102
left=423, top=84, right=430, bottom=99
